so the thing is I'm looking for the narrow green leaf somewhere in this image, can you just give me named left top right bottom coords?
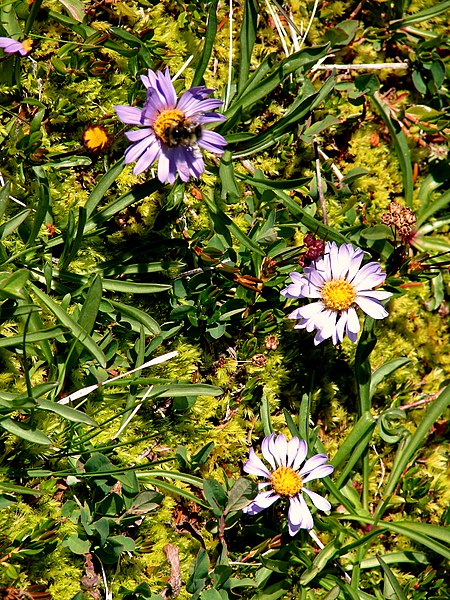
left=0, top=481, right=43, bottom=495
left=0, top=209, right=31, bottom=240
left=261, top=392, right=273, bottom=436
left=85, top=179, right=163, bottom=233
left=416, top=187, right=450, bottom=227
left=369, top=358, right=411, bottom=400
left=376, top=555, right=407, bottom=600
left=108, top=299, right=161, bottom=335
left=0, top=182, right=10, bottom=221
left=238, top=0, right=258, bottom=94
left=371, top=93, right=413, bottom=207
left=219, top=150, right=240, bottom=201
left=226, top=44, right=330, bottom=121
left=331, top=412, right=376, bottom=470
left=29, top=283, right=106, bottom=367
left=27, top=167, right=50, bottom=246
left=84, top=158, right=125, bottom=219
left=38, top=399, right=98, bottom=426
left=0, top=326, right=67, bottom=348
left=391, top=0, right=450, bottom=26
left=204, top=194, right=265, bottom=256
left=191, top=1, right=217, bottom=87
left=0, top=417, right=51, bottom=445
left=274, top=191, right=349, bottom=244
left=376, top=384, right=450, bottom=518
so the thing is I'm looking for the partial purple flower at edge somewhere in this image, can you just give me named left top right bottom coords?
left=281, top=241, right=393, bottom=345
left=242, top=433, right=334, bottom=535
left=0, top=37, right=33, bottom=56
left=114, top=68, right=227, bottom=184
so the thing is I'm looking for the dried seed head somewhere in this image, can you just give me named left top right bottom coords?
left=381, top=201, right=416, bottom=240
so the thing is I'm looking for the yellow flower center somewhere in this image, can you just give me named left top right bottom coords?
left=271, top=466, right=302, bottom=497
left=321, top=279, right=356, bottom=311
left=153, top=109, right=185, bottom=144
left=22, top=39, right=33, bottom=53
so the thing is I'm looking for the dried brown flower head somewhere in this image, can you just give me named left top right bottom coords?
left=382, top=201, right=416, bottom=241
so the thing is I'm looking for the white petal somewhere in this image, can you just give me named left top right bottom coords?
left=302, top=464, right=334, bottom=483
left=288, top=494, right=314, bottom=533
left=286, top=437, right=300, bottom=467
left=303, top=488, right=331, bottom=512
left=355, top=296, right=389, bottom=319
left=261, top=435, right=277, bottom=470
left=272, top=434, right=288, bottom=466
left=291, top=439, right=308, bottom=470
left=242, top=491, right=279, bottom=515
left=299, top=454, right=328, bottom=476
left=346, top=307, right=360, bottom=335
left=243, top=448, right=272, bottom=478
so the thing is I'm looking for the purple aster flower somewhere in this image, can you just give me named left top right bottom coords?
left=0, top=37, right=32, bottom=56
left=114, top=68, right=227, bottom=184
left=242, top=433, right=333, bottom=535
left=281, top=241, right=392, bottom=345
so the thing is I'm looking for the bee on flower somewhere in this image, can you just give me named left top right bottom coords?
left=243, top=433, right=334, bottom=535
left=281, top=241, right=392, bottom=345
left=114, top=68, right=227, bottom=184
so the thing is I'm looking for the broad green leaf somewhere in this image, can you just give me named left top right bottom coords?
left=0, top=269, right=29, bottom=300
left=203, top=478, right=227, bottom=516
left=225, top=477, right=257, bottom=514
left=63, top=534, right=90, bottom=555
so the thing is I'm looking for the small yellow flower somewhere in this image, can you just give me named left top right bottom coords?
left=82, top=124, right=110, bottom=152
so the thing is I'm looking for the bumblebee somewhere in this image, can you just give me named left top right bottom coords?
left=164, top=119, right=202, bottom=148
